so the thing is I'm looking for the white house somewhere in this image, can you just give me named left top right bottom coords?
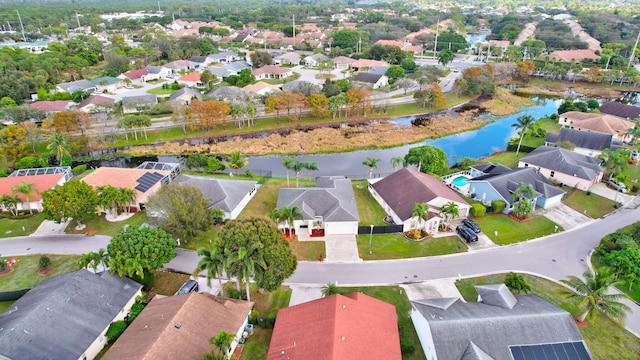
left=545, top=128, right=623, bottom=157
left=304, top=53, right=330, bottom=67
left=349, top=72, right=389, bottom=89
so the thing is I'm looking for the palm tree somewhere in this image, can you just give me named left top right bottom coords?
left=303, top=161, right=319, bottom=179
left=512, top=114, right=536, bottom=156
left=136, top=115, right=152, bottom=140
left=195, top=247, right=227, bottom=290
left=292, top=161, right=305, bottom=188
left=47, top=132, right=70, bottom=163
left=362, top=157, right=381, bottom=179
left=511, top=182, right=535, bottom=219
left=227, top=244, right=266, bottom=302
left=625, top=126, right=640, bottom=147
left=117, top=188, right=137, bottom=215
left=268, top=208, right=283, bottom=231
left=12, top=181, right=38, bottom=215
left=280, top=206, right=303, bottom=237
left=97, top=185, right=118, bottom=215
left=1, top=195, right=19, bottom=216
left=558, top=268, right=631, bottom=324
left=209, top=330, right=235, bottom=360
left=321, top=282, right=344, bottom=297
left=439, top=201, right=460, bottom=224
left=78, top=252, right=99, bottom=273
left=438, top=48, right=454, bottom=66
left=282, top=157, right=294, bottom=188
left=225, top=151, right=248, bottom=176
left=598, top=148, right=629, bottom=180
left=95, top=248, right=110, bottom=271
left=390, top=156, right=405, bottom=171
left=411, top=202, right=428, bottom=229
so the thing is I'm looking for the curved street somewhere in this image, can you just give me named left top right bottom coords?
left=1, top=198, right=639, bottom=336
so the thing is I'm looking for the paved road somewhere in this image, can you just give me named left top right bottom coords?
left=0, top=235, right=111, bottom=256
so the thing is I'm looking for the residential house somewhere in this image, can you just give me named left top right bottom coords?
left=121, top=95, right=158, bottom=114
left=174, top=175, right=258, bottom=219
left=557, top=111, right=635, bottom=142
left=369, top=168, right=470, bottom=233
left=599, top=101, right=640, bottom=120
left=465, top=165, right=565, bottom=212
left=223, top=61, right=253, bottom=73
left=368, top=66, right=391, bottom=76
left=518, top=146, right=604, bottom=191
left=118, top=69, right=149, bottom=85
left=546, top=128, right=622, bottom=157
left=164, top=59, right=199, bottom=74
left=252, top=65, right=293, bottom=80
left=29, top=100, right=72, bottom=116
left=411, top=284, right=592, bottom=360
left=267, top=293, right=401, bottom=360
left=168, top=88, right=203, bottom=106
left=82, top=167, right=171, bottom=211
left=547, top=49, right=600, bottom=62
left=244, top=81, right=281, bottom=96
left=103, top=293, right=253, bottom=360
left=349, top=73, right=389, bottom=89
left=0, top=167, right=71, bottom=213
left=90, top=76, right=125, bottom=93
left=275, top=52, right=301, bottom=66
left=276, top=176, right=360, bottom=236
left=0, top=270, right=142, bottom=360
left=281, top=80, right=319, bottom=93
left=188, top=55, right=210, bottom=67
left=375, top=39, right=422, bottom=54
left=56, top=79, right=96, bottom=93
left=304, top=53, right=330, bottom=67
left=76, top=95, right=115, bottom=113
left=208, top=51, right=241, bottom=63
left=144, top=65, right=171, bottom=81
left=333, top=56, right=356, bottom=70
left=177, top=72, right=205, bottom=88
left=351, top=59, right=389, bottom=72
left=207, top=86, right=249, bottom=102
left=488, top=39, right=510, bottom=53
left=206, top=66, right=237, bottom=82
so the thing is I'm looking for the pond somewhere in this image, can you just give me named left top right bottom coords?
left=80, top=96, right=561, bottom=178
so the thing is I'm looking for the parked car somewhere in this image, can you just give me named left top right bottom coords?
left=462, top=219, right=481, bottom=233
left=456, top=225, right=478, bottom=243
left=632, top=150, right=639, bottom=161
left=176, top=279, right=199, bottom=295
left=607, top=178, right=628, bottom=193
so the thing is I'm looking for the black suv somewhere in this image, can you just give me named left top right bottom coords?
left=456, top=225, right=478, bottom=243
left=176, top=279, right=199, bottom=295
left=462, top=219, right=481, bottom=233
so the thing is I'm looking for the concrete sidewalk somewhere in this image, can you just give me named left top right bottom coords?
left=535, top=203, right=592, bottom=230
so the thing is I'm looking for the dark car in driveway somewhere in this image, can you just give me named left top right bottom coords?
left=456, top=225, right=478, bottom=243
left=462, top=219, right=481, bottom=233
left=176, top=279, right=199, bottom=295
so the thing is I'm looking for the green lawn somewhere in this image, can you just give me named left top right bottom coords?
left=238, top=177, right=316, bottom=220
left=180, top=225, right=220, bottom=251
left=150, top=270, right=190, bottom=296
left=472, top=214, right=562, bottom=245
left=0, top=255, right=81, bottom=291
left=337, top=286, right=426, bottom=360
left=0, top=300, right=15, bottom=312
left=563, top=188, right=617, bottom=218
left=65, top=212, right=146, bottom=236
left=352, top=180, right=387, bottom=226
left=146, top=86, right=178, bottom=95
left=455, top=273, right=640, bottom=360
left=288, top=238, right=325, bottom=261
left=357, top=233, right=467, bottom=260
left=0, top=213, right=45, bottom=238
left=476, top=151, right=519, bottom=168
left=240, top=327, right=272, bottom=360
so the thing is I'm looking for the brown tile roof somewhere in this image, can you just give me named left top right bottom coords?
left=547, top=49, right=600, bottom=62
left=81, top=167, right=170, bottom=199
left=267, top=293, right=401, bottom=360
left=252, top=65, right=293, bottom=76
left=371, top=168, right=467, bottom=221
left=244, top=81, right=281, bottom=94
left=178, top=72, right=201, bottom=82
left=561, top=111, right=635, bottom=136
left=77, top=95, right=114, bottom=109
left=0, top=174, right=65, bottom=201
left=123, top=69, right=149, bottom=80
left=29, top=100, right=70, bottom=112
left=351, top=59, right=389, bottom=69
left=103, top=293, right=253, bottom=360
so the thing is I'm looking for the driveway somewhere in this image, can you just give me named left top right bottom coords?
left=400, top=278, right=464, bottom=301
left=535, top=203, right=593, bottom=230
left=31, top=220, right=70, bottom=236
left=298, top=232, right=361, bottom=263
left=589, top=183, right=635, bottom=204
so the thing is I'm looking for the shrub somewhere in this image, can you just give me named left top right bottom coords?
left=127, top=302, right=145, bottom=324
left=266, top=309, right=278, bottom=329
left=243, top=169, right=253, bottom=178
left=38, top=255, right=51, bottom=270
left=61, top=154, right=72, bottom=167
left=248, top=309, right=260, bottom=324
left=130, top=270, right=155, bottom=289
left=226, top=287, right=247, bottom=300
left=105, top=320, right=128, bottom=342
left=491, top=200, right=506, bottom=213
left=504, top=272, right=531, bottom=293
left=470, top=203, right=486, bottom=217
left=405, top=229, right=424, bottom=239
left=0, top=258, right=7, bottom=271
left=400, top=336, right=416, bottom=354
left=71, top=164, right=87, bottom=175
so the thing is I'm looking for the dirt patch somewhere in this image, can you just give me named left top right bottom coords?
left=37, top=266, right=55, bottom=276
left=484, top=88, right=535, bottom=115
left=0, top=268, right=15, bottom=276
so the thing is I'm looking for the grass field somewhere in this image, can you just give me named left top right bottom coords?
left=0, top=255, right=81, bottom=291
left=357, top=233, right=467, bottom=260
left=472, top=214, right=562, bottom=245
left=65, top=212, right=146, bottom=236
left=0, top=213, right=45, bottom=238
left=0, top=301, right=15, bottom=312
left=563, top=188, right=617, bottom=218
left=455, top=273, right=640, bottom=360
left=352, top=180, right=388, bottom=226
left=150, top=270, right=190, bottom=296
left=288, top=238, right=325, bottom=261
left=476, top=151, right=520, bottom=168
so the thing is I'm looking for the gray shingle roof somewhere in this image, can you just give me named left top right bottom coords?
left=223, top=61, right=252, bottom=72
left=145, top=65, right=163, bottom=74
left=468, top=167, right=565, bottom=206
left=475, top=284, right=517, bottom=309
left=546, top=128, right=621, bottom=151
left=411, top=287, right=586, bottom=360
left=207, top=86, right=248, bottom=101
left=207, top=66, right=236, bottom=78
left=350, top=72, right=384, bottom=84
left=519, top=147, right=604, bottom=181
left=57, top=79, right=96, bottom=92
left=122, top=94, right=157, bottom=107
left=175, top=175, right=256, bottom=212
left=169, top=87, right=203, bottom=101
left=276, top=176, right=359, bottom=222
left=462, top=342, right=495, bottom=360
left=282, top=80, right=319, bottom=92
left=471, top=162, right=511, bottom=175
left=188, top=55, right=208, bottom=63
left=208, top=51, right=240, bottom=61
left=599, top=101, right=640, bottom=120
left=0, top=270, right=141, bottom=360
left=368, top=66, right=391, bottom=75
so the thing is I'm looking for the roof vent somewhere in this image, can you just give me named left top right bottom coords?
left=175, top=323, right=182, bottom=329
left=341, top=336, right=346, bottom=341
left=342, top=304, right=346, bottom=309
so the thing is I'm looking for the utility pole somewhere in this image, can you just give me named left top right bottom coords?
left=292, top=15, right=295, bottom=48
left=75, top=12, right=81, bottom=28
left=627, top=30, right=640, bottom=70
left=358, top=37, right=362, bottom=54
left=433, top=19, right=440, bottom=60
left=16, top=10, right=26, bottom=42
left=158, top=0, right=161, bottom=13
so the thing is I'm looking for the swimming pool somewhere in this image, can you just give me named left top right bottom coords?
left=451, top=175, right=469, bottom=187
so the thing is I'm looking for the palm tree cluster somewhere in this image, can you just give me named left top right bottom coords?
left=362, top=157, right=380, bottom=179
left=269, top=206, right=303, bottom=238
left=10, top=181, right=38, bottom=215
left=439, top=201, right=460, bottom=224
left=282, top=157, right=319, bottom=188
left=78, top=249, right=110, bottom=273
left=96, top=185, right=137, bottom=216
left=117, top=114, right=152, bottom=141
left=47, top=132, right=70, bottom=163
left=511, top=182, right=535, bottom=220
left=225, top=151, right=249, bottom=176
left=0, top=194, right=20, bottom=216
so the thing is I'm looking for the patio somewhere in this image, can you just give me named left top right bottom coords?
left=441, top=171, right=472, bottom=195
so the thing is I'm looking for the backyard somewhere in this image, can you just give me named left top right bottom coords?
left=563, top=188, right=617, bottom=218
left=352, top=180, right=388, bottom=226
left=357, top=233, right=467, bottom=260
left=455, top=273, right=640, bottom=360
left=0, top=255, right=81, bottom=291
left=472, top=214, right=562, bottom=245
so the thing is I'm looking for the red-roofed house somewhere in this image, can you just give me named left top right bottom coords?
left=244, top=81, right=281, bottom=96
left=29, top=101, right=71, bottom=116
left=546, top=49, right=600, bottom=62
left=375, top=40, right=422, bottom=54
left=118, top=69, right=149, bottom=85
left=252, top=65, right=293, bottom=80
left=178, top=72, right=205, bottom=88
left=351, top=59, right=389, bottom=72
left=369, top=168, right=470, bottom=233
left=267, top=293, right=401, bottom=360
left=76, top=95, right=115, bottom=113
left=0, top=168, right=70, bottom=213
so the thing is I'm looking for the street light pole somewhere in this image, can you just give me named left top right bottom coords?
left=369, top=224, right=374, bottom=255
